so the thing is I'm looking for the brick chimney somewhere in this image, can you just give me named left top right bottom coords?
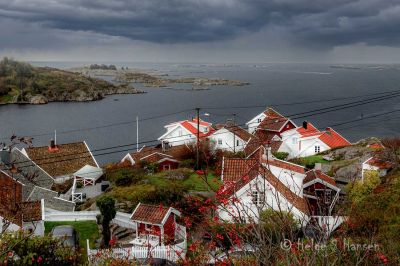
left=48, top=139, right=58, bottom=152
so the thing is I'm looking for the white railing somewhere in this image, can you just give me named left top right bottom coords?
left=44, top=211, right=99, bottom=222
left=44, top=210, right=136, bottom=230
left=112, top=212, right=137, bottom=230
left=88, top=243, right=186, bottom=264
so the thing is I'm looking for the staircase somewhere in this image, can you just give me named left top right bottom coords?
left=110, top=224, right=136, bottom=247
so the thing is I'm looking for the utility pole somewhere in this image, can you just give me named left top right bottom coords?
left=136, top=116, right=139, bottom=152
left=196, top=107, right=200, bottom=170
left=233, top=113, right=236, bottom=153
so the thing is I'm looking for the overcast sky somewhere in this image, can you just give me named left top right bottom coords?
left=1, top=0, right=400, bottom=63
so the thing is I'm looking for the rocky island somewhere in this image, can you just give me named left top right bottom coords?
left=0, top=58, right=144, bottom=105
left=70, top=66, right=249, bottom=90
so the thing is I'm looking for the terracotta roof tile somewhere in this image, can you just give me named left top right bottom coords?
left=365, top=158, right=393, bottom=169
left=25, top=142, right=97, bottom=177
left=304, top=170, right=336, bottom=186
left=318, top=128, right=351, bottom=148
left=131, top=144, right=192, bottom=163
left=212, top=122, right=253, bottom=142
left=131, top=203, right=170, bottom=225
left=222, top=158, right=259, bottom=182
left=264, top=158, right=306, bottom=174
left=222, top=157, right=309, bottom=215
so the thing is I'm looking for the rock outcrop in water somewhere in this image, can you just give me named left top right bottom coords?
left=0, top=58, right=144, bottom=105
left=70, top=66, right=250, bottom=89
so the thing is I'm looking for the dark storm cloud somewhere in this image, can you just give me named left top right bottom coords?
left=0, top=0, right=400, bottom=47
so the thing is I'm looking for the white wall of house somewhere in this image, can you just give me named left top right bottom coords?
left=217, top=176, right=307, bottom=224
left=246, top=113, right=266, bottom=134
left=159, top=125, right=196, bottom=147
left=208, top=128, right=247, bottom=152
left=280, top=131, right=330, bottom=159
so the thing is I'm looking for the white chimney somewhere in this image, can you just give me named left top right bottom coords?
left=314, top=163, right=322, bottom=171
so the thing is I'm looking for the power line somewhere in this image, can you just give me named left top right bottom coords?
left=0, top=108, right=194, bottom=140
left=9, top=91, right=400, bottom=171
left=201, top=89, right=400, bottom=110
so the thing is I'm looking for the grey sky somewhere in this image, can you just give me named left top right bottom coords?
left=1, top=0, right=400, bottom=62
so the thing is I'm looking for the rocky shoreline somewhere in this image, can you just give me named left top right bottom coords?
left=70, top=67, right=250, bottom=89
left=0, top=85, right=145, bottom=105
left=0, top=59, right=146, bottom=106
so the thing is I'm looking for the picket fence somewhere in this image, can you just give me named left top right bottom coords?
left=87, top=239, right=187, bottom=264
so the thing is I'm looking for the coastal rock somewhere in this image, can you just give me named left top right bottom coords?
left=29, top=95, right=48, bottom=104
left=335, top=163, right=361, bottom=181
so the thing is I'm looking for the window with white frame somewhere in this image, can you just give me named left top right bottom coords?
left=236, top=140, right=240, bottom=146
left=292, top=137, right=298, bottom=144
left=218, top=139, right=222, bottom=145
left=315, top=146, right=320, bottom=153
left=257, top=118, right=262, bottom=123
left=251, top=190, right=265, bottom=205
left=179, top=130, right=183, bottom=137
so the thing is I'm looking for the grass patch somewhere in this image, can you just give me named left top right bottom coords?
left=183, top=172, right=221, bottom=191
left=44, top=220, right=99, bottom=250
left=291, top=155, right=327, bottom=168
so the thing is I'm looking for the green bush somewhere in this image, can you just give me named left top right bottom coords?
left=272, top=151, right=289, bottom=160
left=115, top=175, right=133, bottom=186
left=179, top=159, right=195, bottom=168
left=0, top=232, right=78, bottom=265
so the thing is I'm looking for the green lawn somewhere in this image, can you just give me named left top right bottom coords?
left=44, top=220, right=99, bottom=249
left=147, top=171, right=221, bottom=191
left=183, top=172, right=221, bottom=191
left=292, top=155, right=328, bottom=168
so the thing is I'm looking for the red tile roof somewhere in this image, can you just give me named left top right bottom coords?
left=264, top=158, right=306, bottom=174
left=181, top=120, right=214, bottom=138
left=257, top=108, right=291, bottom=132
left=131, top=203, right=170, bottom=225
left=296, top=123, right=322, bottom=137
left=222, top=158, right=259, bottom=182
left=222, top=157, right=309, bottom=215
left=130, top=144, right=192, bottom=163
left=318, top=128, right=351, bottom=148
left=365, top=158, right=393, bottom=169
left=296, top=123, right=351, bottom=149
left=191, top=118, right=211, bottom=127
left=213, top=122, right=253, bottom=142
left=368, top=143, right=385, bottom=150
left=304, top=170, right=337, bottom=187
left=25, top=142, right=98, bottom=177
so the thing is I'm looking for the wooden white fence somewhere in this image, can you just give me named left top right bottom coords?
left=44, top=210, right=136, bottom=229
left=87, top=239, right=187, bottom=264
left=87, top=225, right=187, bottom=264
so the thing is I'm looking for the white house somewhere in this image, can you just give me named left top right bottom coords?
left=208, top=122, right=253, bottom=152
left=279, top=122, right=351, bottom=159
left=361, top=157, right=392, bottom=180
left=22, top=141, right=100, bottom=184
left=217, top=148, right=309, bottom=224
left=245, top=107, right=296, bottom=135
left=217, top=147, right=345, bottom=235
left=158, top=119, right=213, bottom=148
